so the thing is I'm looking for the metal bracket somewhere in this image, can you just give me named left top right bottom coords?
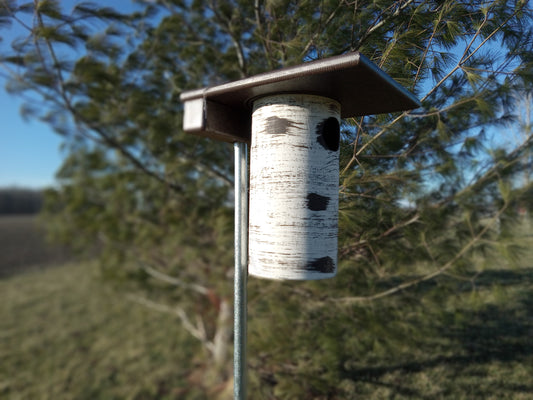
left=183, top=98, right=251, bottom=143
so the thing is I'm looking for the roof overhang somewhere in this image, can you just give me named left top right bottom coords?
left=180, top=52, right=420, bottom=143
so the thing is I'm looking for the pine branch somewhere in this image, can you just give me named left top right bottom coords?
left=339, top=212, right=420, bottom=257
left=82, top=122, right=183, bottom=192
left=299, top=0, right=343, bottom=60
left=353, top=4, right=526, bottom=164
left=355, top=112, right=409, bottom=156
left=254, top=0, right=274, bottom=69
left=96, top=231, right=212, bottom=296
left=208, top=0, right=247, bottom=77
left=435, top=130, right=533, bottom=208
left=340, top=116, right=365, bottom=175
left=412, top=4, right=442, bottom=87
left=410, top=94, right=486, bottom=118
left=334, top=203, right=508, bottom=304
left=421, top=5, right=523, bottom=103
left=29, top=7, right=184, bottom=192
left=353, top=0, right=416, bottom=51
left=176, top=155, right=233, bottom=188
left=0, top=0, right=33, bottom=32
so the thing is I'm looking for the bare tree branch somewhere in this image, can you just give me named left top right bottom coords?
left=127, top=294, right=215, bottom=354
left=140, top=262, right=210, bottom=296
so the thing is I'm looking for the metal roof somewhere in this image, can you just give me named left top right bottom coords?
left=180, top=52, right=420, bottom=143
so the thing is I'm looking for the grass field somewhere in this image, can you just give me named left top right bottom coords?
left=0, top=215, right=72, bottom=278
left=0, top=261, right=207, bottom=400
left=0, top=216, right=532, bottom=399
left=0, top=216, right=204, bottom=399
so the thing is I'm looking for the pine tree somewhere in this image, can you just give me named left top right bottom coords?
left=1, top=0, right=532, bottom=397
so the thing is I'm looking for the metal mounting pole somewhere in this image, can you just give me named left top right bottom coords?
left=234, top=141, right=248, bottom=400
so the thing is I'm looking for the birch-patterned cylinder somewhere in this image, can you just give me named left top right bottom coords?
left=249, top=94, right=340, bottom=280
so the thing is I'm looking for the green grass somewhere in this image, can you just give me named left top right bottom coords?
left=0, top=215, right=72, bottom=277
left=0, top=262, right=202, bottom=400
left=0, top=217, right=532, bottom=399
left=246, top=267, right=533, bottom=399
left=338, top=272, right=533, bottom=400
left=244, top=220, right=533, bottom=399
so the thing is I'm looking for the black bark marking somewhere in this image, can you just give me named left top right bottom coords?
left=316, top=117, right=340, bottom=151
left=306, top=257, right=335, bottom=273
left=307, top=192, right=330, bottom=211
left=265, top=116, right=303, bottom=134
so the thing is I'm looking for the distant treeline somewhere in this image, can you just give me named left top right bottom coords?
left=0, top=188, right=44, bottom=215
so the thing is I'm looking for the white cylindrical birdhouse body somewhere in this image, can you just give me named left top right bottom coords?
left=248, top=94, right=341, bottom=280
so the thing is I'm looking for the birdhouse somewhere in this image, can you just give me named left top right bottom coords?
left=180, top=52, right=419, bottom=280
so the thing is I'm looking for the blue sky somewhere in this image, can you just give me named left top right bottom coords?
left=0, top=1, right=143, bottom=189
left=0, top=2, right=524, bottom=190
left=0, top=83, right=64, bottom=188
left=0, top=6, right=65, bottom=189
left=0, top=1, right=74, bottom=189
